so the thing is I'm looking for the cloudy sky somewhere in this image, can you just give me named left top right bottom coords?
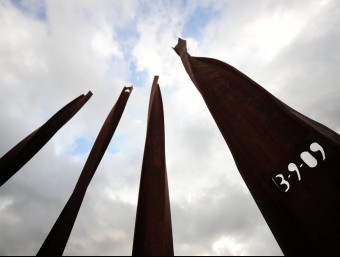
left=0, top=0, right=339, bottom=255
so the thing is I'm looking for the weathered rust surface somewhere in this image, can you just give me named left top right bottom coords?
left=132, top=76, right=174, bottom=256
left=174, top=38, right=340, bottom=255
left=37, top=86, right=133, bottom=256
left=0, top=92, right=92, bottom=188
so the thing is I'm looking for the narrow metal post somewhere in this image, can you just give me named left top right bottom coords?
left=37, top=87, right=133, bottom=256
left=0, top=92, right=92, bottom=187
left=132, top=77, right=174, bottom=256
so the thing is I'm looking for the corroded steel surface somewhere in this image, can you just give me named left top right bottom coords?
left=37, top=86, right=133, bottom=256
left=0, top=92, right=92, bottom=188
left=132, top=76, right=174, bottom=256
left=174, top=38, right=340, bottom=255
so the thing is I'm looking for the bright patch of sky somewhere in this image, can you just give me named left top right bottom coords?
left=128, top=62, right=148, bottom=88
left=70, top=137, right=94, bottom=156
left=115, top=24, right=147, bottom=87
left=107, top=135, right=129, bottom=154
left=10, top=0, right=47, bottom=21
left=70, top=130, right=131, bottom=156
left=70, top=131, right=132, bottom=156
left=213, top=236, right=245, bottom=256
left=182, top=5, right=218, bottom=38
left=116, top=23, right=139, bottom=55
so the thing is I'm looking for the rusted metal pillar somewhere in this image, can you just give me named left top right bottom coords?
left=174, top=38, right=340, bottom=255
left=0, top=92, right=92, bottom=188
left=132, top=76, right=174, bottom=256
left=37, top=86, right=133, bottom=256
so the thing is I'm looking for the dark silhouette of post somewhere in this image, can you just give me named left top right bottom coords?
left=0, top=92, right=92, bottom=188
left=132, top=76, right=174, bottom=256
left=174, top=38, right=340, bottom=255
left=37, top=86, right=133, bottom=256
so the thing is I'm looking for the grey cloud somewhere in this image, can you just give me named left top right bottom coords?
left=263, top=0, right=340, bottom=132
left=171, top=178, right=282, bottom=255
left=0, top=147, right=82, bottom=255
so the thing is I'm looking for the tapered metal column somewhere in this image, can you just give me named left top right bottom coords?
left=37, top=86, right=133, bottom=256
left=132, top=76, right=174, bottom=256
left=174, top=38, right=340, bottom=255
left=0, top=92, right=92, bottom=187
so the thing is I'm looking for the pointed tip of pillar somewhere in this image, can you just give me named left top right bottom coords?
left=124, top=85, right=133, bottom=94
left=173, top=38, right=187, bottom=57
left=83, top=91, right=93, bottom=102
left=153, top=75, right=160, bottom=83
left=152, top=76, right=160, bottom=90
left=149, top=76, right=163, bottom=102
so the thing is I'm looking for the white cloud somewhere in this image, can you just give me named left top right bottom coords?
left=91, top=27, right=123, bottom=58
left=0, top=198, right=13, bottom=211
left=213, top=236, right=245, bottom=256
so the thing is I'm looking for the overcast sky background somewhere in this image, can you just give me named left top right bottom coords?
left=0, top=0, right=339, bottom=255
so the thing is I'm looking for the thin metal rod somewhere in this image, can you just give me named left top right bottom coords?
left=37, top=86, right=133, bottom=256
left=0, top=92, right=92, bottom=188
left=132, top=76, right=174, bottom=256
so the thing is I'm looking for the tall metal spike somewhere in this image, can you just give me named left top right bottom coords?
left=0, top=92, right=92, bottom=188
left=132, top=76, right=174, bottom=256
left=174, top=38, right=340, bottom=255
left=37, top=86, right=133, bottom=256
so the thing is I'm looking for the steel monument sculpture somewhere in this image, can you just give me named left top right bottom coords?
left=174, top=38, right=340, bottom=255
left=0, top=92, right=92, bottom=188
left=132, top=76, right=174, bottom=256
left=37, top=86, right=133, bottom=256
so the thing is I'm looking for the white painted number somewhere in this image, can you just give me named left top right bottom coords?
left=273, top=142, right=326, bottom=193
left=275, top=174, right=290, bottom=193
left=300, top=152, right=317, bottom=168
left=310, top=142, right=326, bottom=161
left=288, top=163, right=301, bottom=181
